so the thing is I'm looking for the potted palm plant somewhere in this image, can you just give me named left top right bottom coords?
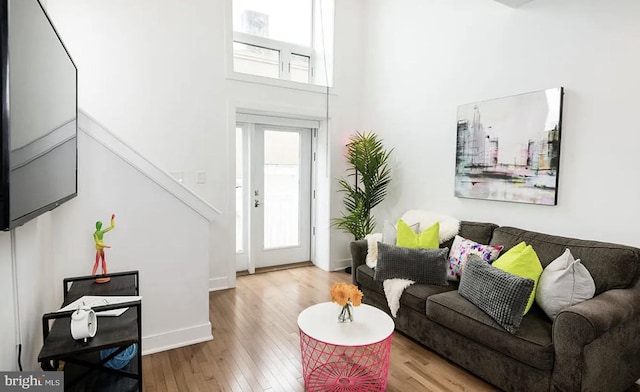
left=333, top=131, right=393, bottom=240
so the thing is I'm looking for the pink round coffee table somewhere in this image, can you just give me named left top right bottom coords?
left=297, top=302, right=394, bottom=391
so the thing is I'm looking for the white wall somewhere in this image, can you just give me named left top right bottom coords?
left=0, top=234, right=16, bottom=369
left=44, top=0, right=242, bottom=290
left=0, top=115, right=213, bottom=370
left=358, top=0, right=640, bottom=249
left=10, top=216, right=57, bottom=371
left=55, top=118, right=213, bottom=355
left=45, top=0, right=366, bottom=281
left=0, top=217, right=56, bottom=371
left=326, top=0, right=367, bottom=268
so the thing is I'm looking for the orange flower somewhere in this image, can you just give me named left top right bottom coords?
left=351, top=288, right=363, bottom=307
left=330, top=282, right=349, bottom=306
left=330, top=282, right=363, bottom=307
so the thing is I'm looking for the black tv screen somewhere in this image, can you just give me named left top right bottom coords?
left=0, top=0, right=77, bottom=230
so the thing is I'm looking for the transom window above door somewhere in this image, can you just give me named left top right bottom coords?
left=231, top=0, right=334, bottom=87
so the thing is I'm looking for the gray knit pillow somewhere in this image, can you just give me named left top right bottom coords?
left=374, top=242, right=449, bottom=286
left=459, top=255, right=534, bottom=334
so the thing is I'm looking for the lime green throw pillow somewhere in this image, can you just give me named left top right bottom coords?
left=500, top=241, right=527, bottom=257
left=396, top=219, right=439, bottom=249
left=492, top=242, right=543, bottom=314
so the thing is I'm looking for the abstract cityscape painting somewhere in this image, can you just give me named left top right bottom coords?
left=454, top=87, right=564, bottom=205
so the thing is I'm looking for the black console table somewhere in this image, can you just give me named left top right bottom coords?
left=38, top=271, right=142, bottom=391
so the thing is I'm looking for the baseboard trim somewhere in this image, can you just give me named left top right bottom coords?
left=331, top=258, right=351, bottom=272
left=209, top=277, right=230, bottom=292
left=236, top=261, right=313, bottom=276
left=142, top=322, right=213, bottom=355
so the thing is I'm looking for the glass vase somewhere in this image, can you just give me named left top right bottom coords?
left=337, top=301, right=354, bottom=323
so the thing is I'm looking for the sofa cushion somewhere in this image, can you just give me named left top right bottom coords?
left=427, top=290, right=554, bottom=371
left=375, top=243, right=449, bottom=285
left=490, top=227, right=639, bottom=294
left=356, top=264, right=382, bottom=292
left=459, top=256, right=534, bottom=333
left=441, top=221, right=498, bottom=250
left=356, top=264, right=455, bottom=313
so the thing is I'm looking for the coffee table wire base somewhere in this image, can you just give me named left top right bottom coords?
left=299, top=329, right=392, bottom=392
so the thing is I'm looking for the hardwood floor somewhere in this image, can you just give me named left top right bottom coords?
left=142, top=266, right=640, bottom=392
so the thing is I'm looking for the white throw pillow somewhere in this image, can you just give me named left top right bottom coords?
left=365, top=233, right=383, bottom=268
left=382, top=219, right=418, bottom=245
left=400, top=210, right=460, bottom=243
left=536, top=248, right=596, bottom=320
left=382, top=220, right=397, bottom=245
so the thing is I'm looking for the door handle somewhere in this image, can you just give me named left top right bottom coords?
left=254, top=199, right=261, bottom=208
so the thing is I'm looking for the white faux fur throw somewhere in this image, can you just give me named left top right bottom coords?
left=400, top=210, right=460, bottom=243
left=383, top=278, right=415, bottom=318
left=364, top=233, right=383, bottom=268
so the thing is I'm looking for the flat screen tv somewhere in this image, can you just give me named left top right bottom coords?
left=0, top=0, right=77, bottom=230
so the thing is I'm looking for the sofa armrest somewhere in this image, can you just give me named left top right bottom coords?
left=555, top=285, right=640, bottom=343
left=552, top=282, right=640, bottom=391
left=349, top=240, right=368, bottom=285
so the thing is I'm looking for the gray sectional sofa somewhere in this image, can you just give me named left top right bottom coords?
left=350, top=221, right=640, bottom=392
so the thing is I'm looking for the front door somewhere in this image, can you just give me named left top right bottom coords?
left=236, top=121, right=312, bottom=271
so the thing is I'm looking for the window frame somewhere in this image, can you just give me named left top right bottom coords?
left=227, top=0, right=333, bottom=90
left=232, top=31, right=314, bottom=83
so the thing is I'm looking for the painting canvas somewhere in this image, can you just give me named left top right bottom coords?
left=455, top=87, right=564, bottom=205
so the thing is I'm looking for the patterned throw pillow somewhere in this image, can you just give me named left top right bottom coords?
left=459, top=255, right=534, bottom=334
left=375, top=242, right=449, bottom=286
left=447, top=235, right=504, bottom=281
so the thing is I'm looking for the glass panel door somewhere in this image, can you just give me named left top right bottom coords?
left=252, top=126, right=311, bottom=268
left=236, top=122, right=311, bottom=271
left=263, top=130, right=302, bottom=248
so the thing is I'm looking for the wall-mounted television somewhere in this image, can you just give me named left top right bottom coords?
left=0, top=0, right=77, bottom=230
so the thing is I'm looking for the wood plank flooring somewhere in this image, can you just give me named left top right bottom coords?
left=142, top=266, right=640, bottom=392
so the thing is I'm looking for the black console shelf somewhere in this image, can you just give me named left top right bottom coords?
left=38, top=271, right=142, bottom=391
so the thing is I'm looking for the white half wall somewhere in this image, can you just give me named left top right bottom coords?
left=0, top=113, right=214, bottom=371
left=357, top=0, right=640, bottom=252
left=53, top=116, right=214, bottom=355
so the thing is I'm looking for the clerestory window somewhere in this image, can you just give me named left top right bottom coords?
left=231, top=0, right=333, bottom=87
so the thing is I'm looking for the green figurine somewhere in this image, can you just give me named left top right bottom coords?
left=92, top=214, right=115, bottom=283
